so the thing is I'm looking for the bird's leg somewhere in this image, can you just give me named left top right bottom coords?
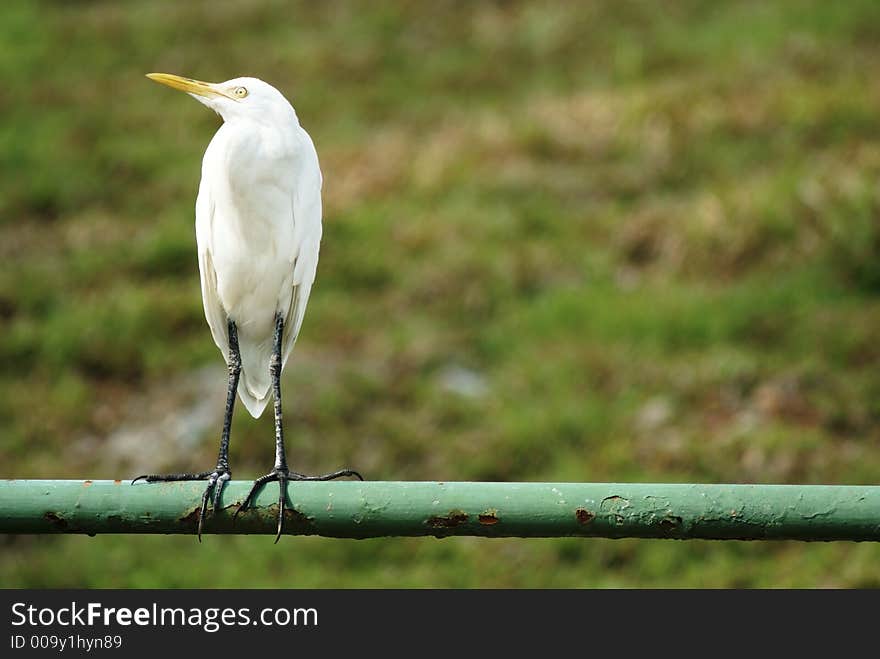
left=234, top=312, right=363, bottom=542
left=132, top=318, right=241, bottom=541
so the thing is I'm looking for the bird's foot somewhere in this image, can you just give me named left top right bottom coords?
left=233, top=467, right=363, bottom=543
left=131, top=469, right=231, bottom=542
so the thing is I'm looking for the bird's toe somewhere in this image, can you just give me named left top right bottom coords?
left=212, top=470, right=231, bottom=512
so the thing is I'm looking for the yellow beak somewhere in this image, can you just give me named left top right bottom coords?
left=146, top=73, right=224, bottom=99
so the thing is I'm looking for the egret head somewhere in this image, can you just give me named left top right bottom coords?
left=146, top=73, right=295, bottom=124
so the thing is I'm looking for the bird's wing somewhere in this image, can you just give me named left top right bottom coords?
left=281, top=137, right=323, bottom=367
left=195, top=182, right=231, bottom=363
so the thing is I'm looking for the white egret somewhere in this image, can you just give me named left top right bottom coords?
left=134, top=73, right=361, bottom=542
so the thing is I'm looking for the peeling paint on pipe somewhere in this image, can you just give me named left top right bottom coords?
left=1, top=480, right=879, bottom=540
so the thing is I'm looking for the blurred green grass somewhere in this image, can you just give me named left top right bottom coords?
left=2, top=0, right=880, bottom=587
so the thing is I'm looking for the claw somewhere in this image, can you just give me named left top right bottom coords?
left=132, top=469, right=230, bottom=541
left=197, top=482, right=212, bottom=543
left=212, top=472, right=229, bottom=511
left=233, top=467, right=363, bottom=541
left=274, top=472, right=288, bottom=544
left=289, top=468, right=364, bottom=482
left=132, top=471, right=213, bottom=485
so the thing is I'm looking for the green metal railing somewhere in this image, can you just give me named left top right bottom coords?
left=1, top=480, right=878, bottom=540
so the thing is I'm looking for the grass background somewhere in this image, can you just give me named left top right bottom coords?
left=2, top=0, right=880, bottom=587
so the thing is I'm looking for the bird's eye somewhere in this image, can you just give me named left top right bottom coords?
left=232, top=86, right=248, bottom=98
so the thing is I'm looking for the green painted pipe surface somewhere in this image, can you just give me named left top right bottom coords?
left=1, top=480, right=878, bottom=540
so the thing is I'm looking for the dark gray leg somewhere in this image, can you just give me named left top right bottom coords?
left=234, top=312, right=362, bottom=542
left=133, top=317, right=242, bottom=541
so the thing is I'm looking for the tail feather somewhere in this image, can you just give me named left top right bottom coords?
left=238, top=379, right=271, bottom=418
left=237, top=339, right=273, bottom=418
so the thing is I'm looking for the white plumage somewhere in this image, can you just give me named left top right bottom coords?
left=154, top=74, right=322, bottom=417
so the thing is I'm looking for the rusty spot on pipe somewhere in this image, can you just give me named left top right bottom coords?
left=658, top=515, right=683, bottom=532
left=427, top=509, right=468, bottom=528
left=281, top=507, right=315, bottom=530
left=478, top=509, right=499, bottom=525
left=575, top=508, right=595, bottom=524
left=44, top=511, right=68, bottom=530
left=113, top=480, right=122, bottom=485
left=178, top=507, right=200, bottom=526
